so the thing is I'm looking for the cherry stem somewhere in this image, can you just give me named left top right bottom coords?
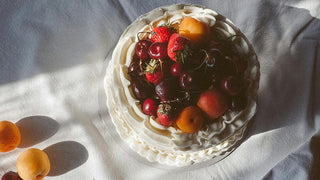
left=194, top=49, right=210, bottom=70
left=160, top=92, right=190, bottom=104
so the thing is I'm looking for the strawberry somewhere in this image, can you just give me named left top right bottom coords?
left=151, top=25, right=174, bottom=43
left=157, top=103, right=176, bottom=126
left=145, top=59, right=162, bottom=84
left=167, top=33, right=192, bottom=63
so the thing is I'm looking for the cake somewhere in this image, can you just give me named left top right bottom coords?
left=104, top=4, right=260, bottom=166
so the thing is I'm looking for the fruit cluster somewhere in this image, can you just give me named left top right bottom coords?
left=128, top=17, right=249, bottom=133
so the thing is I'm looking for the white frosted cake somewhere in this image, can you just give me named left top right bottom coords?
left=104, top=4, right=260, bottom=166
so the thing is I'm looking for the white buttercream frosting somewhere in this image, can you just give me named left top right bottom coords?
left=104, top=4, right=260, bottom=166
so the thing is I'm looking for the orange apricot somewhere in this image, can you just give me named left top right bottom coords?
left=17, top=148, right=51, bottom=180
left=0, top=121, right=21, bottom=152
left=176, top=106, right=204, bottom=133
left=179, top=17, right=209, bottom=44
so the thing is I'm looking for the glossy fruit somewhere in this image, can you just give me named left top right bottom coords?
left=157, top=103, right=176, bottom=126
left=179, top=17, right=209, bottom=44
left=0, top=121, right=21, bottom=152
left=142, top=98, right=158, bottom=116
left=197, top=88, right=228, bottom=119
left=131, top=78, right=152, bottom=100
left=170, top=63, right=183, bottom=76
left=151, top=26, right=173, bottom=43
left=135, top=39, right=152, bottom=59
left=179, top=70, right=202, bottom=90
left=17, top=148, right=50, bottom=180
left=145, top=59, right=162, bottom=84
left=167, top=33, right=191, bottom=62
left=176, top=106, right=204, bottom=133
left=221, top=76, right=243, bottom=95
left=155, top=78, right=177, bottom=101
left=148, top=42, right=167, bottom=59
left=1, top=171, right=22, bottom=180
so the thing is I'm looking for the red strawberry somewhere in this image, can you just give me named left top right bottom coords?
left=151, top=26, right=174, bottom=43
left=145, top=59, right=162, bottom=84
left=167, top=33, right=192, bottom=63
left=157, top=103, right=176, bottom=126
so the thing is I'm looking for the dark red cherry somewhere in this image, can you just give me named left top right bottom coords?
left=1, top=171, right=22, bottom=180
left=131, top=78, right=152, bottom=100
left=142, top=98, right=158, bottom=116
left=221, top=76, right=243, bottom=95
left=170, top=63, right=183, bottom=76
left=229, top=95, right=247, bottom=111
left=179, top=70, right=202, bottom=90
left=136, top=39, right=152, bottom=59
left=155, top=78, right=177, bottom=101
left=148, top=42, right=167, bottom=59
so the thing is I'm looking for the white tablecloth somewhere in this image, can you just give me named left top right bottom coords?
left=0, top=0, right=319, bottom=179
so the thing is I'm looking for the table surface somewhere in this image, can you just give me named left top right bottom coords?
left=0, top=0, right=319, bottom=179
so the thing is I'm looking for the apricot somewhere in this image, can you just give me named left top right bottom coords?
left=0, top=121, right=21, bottom=152
left=17, top=148, right=50, bottom=180
left=179, top=17, right=209, bottom=44
left=176, top=106, right=204, bottom=133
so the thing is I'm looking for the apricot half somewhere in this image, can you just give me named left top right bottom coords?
left=17, top=148, right=51, bottom=180
left=0, top=121, right=21, bottom=152
left=179, top=17, right=209, bottom=44
left=176, top=106, right=204, bottom=133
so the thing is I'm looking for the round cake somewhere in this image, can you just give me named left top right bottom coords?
left=104, top=4, right=260, bottom=166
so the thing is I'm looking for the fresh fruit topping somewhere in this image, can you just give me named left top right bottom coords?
left=17, top=148, right=50, bottom=180
left=0, top=121, right=21, bottom=152
left=131, top=77, right=153, bottom=100
left=151, top=26, right=174, bottom=43
left=145, top=59, right=163, bottom=84
left=167, top=33, right=191, bottom=62
left=135, top=39, right=152, bottom=59
left=220, top=76, right=243, bottom=95
left=179, top=17, right=209, bottom=44
left=179, top=70, right=203, bottom=91
left=170, top=63, right=183, bottom=76
left=1, top=171, right=22, bottom=180
left=157, top=103, right=176, bottom=126
left=229, top=94, right=248, bottom=111
left=176, top=106, right=204, bottom=133
left=148, top=42, right=167, bottom=59
left=197, top=88, right=228, bottom=119
left=155, top=78, right=177, bottom=101
left=142, top=98, right=158, bottom=116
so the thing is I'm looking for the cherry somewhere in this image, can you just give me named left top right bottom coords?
left=229, top=95, right=247, bottom=111
left=148, top=42, right=167, bottom=59
left=1, top=171, right=22, bottom=180
left=131, top=78, right=152, bottom=100
left=142, top=98, right=158, bottom=116
left=136, top=39, right=152, bottom=59
left=170, top=63, right=183, bottom=76
left=155, top=78, right=177, bottom=101
left=179, top=70, right=203, bottom=90
left=221, top=76, right=243, bottom=95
